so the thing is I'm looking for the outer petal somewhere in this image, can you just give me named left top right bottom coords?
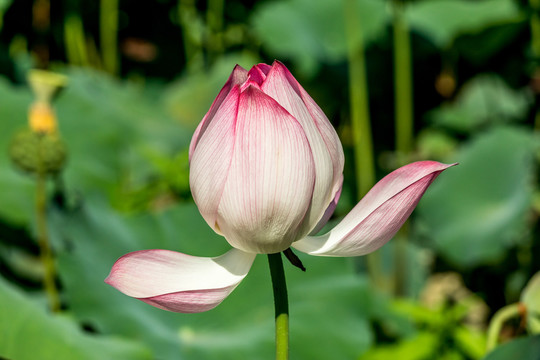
left=189, top=65, right=248, bottom=159
left=309, top=174, right=343, bottom=235
left=189, top=85, right=240, bottom=234
left=292, top=161, right=456, bottom=256
left=261, top=61, right=345, bottom=236
left=216, top=85, right=316, bottom=254
left=105, top=248, right=256, bottom=313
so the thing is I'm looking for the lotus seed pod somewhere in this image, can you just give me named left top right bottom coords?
left=9, top=129, right=67, bottom=175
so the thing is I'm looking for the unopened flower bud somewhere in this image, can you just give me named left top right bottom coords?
left=29, top=101, right=57, bottom=134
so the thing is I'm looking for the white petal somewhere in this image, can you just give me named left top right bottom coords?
left=189, top=85, right=240, bottom=234
left=293, top=161, right=456, bottom=256
left=261, top=61, right=345, bottom=234
left=310, top=175, right=343, bottom=235
left=216, top=85, right=316, bottom=254
left=105, top=248, right=256, bottom=313
left=189, top=65, right=247, bottom=158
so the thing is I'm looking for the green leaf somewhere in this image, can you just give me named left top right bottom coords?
left=252, top=0, right=388, bottom=75
left=454, top=21, right=526, bottom=65
left=358, top=332, right=439, bottom=360
left=0, top=0, right=12, bottom=13
left=416, top=126, right=537, bottom=268
left=454, top=326, right=486, bottom=359
left=429, top=75, right=532, bottom=133
left=0, top=78, right=35, bottom=225
left=391, top=300, right=445, bottom=328
left=50, top=198, right=374, bottom=359
left=521, top=272, right=540, bottom=334
left=0, top=68, right=192, bottom=224
left=56, top=68, right=192, bottom=195
left=482, top=335, right=540, bottom=360
left=406, top=0, right=523, bottom=48
left=0, top=276, right=151, bottom=360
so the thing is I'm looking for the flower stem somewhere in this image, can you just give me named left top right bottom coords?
left=100, top=0, right=119, bottom=75
left=343, top=0, right=389, bottom=291
left=344, top=0, right=375, bottom=198
left=205, top=0, right=224, bottom=66
left=268, top=252, right=289, bottom=360
left=36, top=171, right=60, bottom=312
left=530, top=0, right=540, bottom=131
left=393, top=0, right=413, bottom=155
left=64, top=15, right=89, bottom=67
left=178, top=0, right=203, bottom=73
left=530, top=0, right=540, bottom=59
left=485, top=303, right=521, bottom=353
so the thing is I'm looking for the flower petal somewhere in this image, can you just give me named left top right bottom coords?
left=293, top=161, right=456, bottom=256
left=189, top=65, right=248, bottom=159
left=261, top=61, right=345, bottom=235
left=189, top=85, right=240, bottom=234
left=105, top=248, right=256, bottom=313
left=246, top=65, right=267, bottom=85
left=310, top=175, right=343, bottom=235
left=216, top=85, right=316, bottom=254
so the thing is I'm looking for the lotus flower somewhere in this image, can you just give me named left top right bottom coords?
left=105, top=61, right=454, bottom=313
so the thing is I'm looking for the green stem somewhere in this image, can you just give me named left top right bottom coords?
left=268, top=253, right=289, bottom=360
left=530, top=0, right=540, bottom=57
left=392, top=0, right=414, bottom=297
left=344, top=0, right=387, bottom=290
left=533, top=112, right=540, bottom=132
left=393, top=0, right=413, bottom=155
left=206, top=0, right=225, bottom=64
left=64, top=15, right=89, bottom=67
left=530, top=0, right=540, bottom=130
left=393, top=225, right=408, bottom=296
left=178, top=0, right=203, bottom=73
left=36, top=171, right=60, bottom=312
left=344, top=0, right=375, bottom=198
left=486, top=303, right=521, bottom=352
left=100, top=0, right=119, bottom=75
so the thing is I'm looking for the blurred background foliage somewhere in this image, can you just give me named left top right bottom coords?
left=0, top=0, right=539, bottom=359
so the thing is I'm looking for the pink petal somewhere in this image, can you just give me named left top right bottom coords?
left=309, top=175, right=343, bottom=235
left=105, top=248, right=256, bottom=313
left=247, top=65, right=267, bottom=85
left=189, top=65, right=248, bottom=159
left=255, top=63, right=272, bottom=76
left=189, top=85, right=240, bottom=234
left=261, top=61, right=345, bottom=235
left=216, top=85, right=316, bottom=254
left=189, top=68, right=248, bottom=233
left=267, top=61, right=345, bottom=185
left=292, top=161, right=456, bottom=256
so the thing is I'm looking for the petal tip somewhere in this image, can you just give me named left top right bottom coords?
left=294, top=160, right=455, bottom=257
left=104, top=249, right=255, bottom=313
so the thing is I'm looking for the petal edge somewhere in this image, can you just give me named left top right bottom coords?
left=293, top=161, right=456, bottom=256
left=105, top=248, right=255, bottom=313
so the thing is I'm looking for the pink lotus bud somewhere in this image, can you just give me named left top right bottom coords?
left=106, top=61, right=454, bottom=314
left=189, top=61, right=345, bottom=254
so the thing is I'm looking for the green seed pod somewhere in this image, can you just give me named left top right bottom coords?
left=9, top=129, right=67, bottom=176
